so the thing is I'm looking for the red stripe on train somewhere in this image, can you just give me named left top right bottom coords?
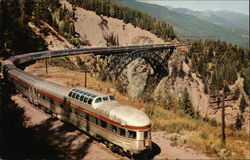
left=36, top=89, right=151, bottom=130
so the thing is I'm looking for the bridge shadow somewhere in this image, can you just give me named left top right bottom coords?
left=133, top=142, right=161, bottom=160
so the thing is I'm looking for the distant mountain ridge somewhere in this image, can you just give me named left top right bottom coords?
left=114, top=0, right=249, bottom=47
left=172, top=8, right=249, bottom=32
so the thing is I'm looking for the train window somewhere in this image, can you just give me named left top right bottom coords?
left=95, top=98, right=102, bottom=103
left=83, top=97, right=88, bottom=103
left=68, top=107, right=72, bottom=112
left=60, top=103, right=64, bottom=108
left=109, top=96, right=116, bottom=101
left=144, top=131, right=148, bottom=139
left=86, top=114, right=89, bottom=120
left=102, top=97, right=109, bottom=101
left=69, top=91, right=73, bottom=97
left=87, top=94, right=92, bottom=97
left=128, top=130, right=136, bottom=139
left=95, top=117, right=98, bottom=125
left=76, top=94, right=80, bottom=100
left=91, top=95, right=97, bottom=98
left=80, top=95, right=84, bottom=101
left=100, top=120, right=107, bottom=128
left=88, top=98, right=93, bottom=105
left=50, top=98, right=54, bottom=104
left=119, top=128, right=126, bottom=137
left=112, top=125, right=117, bottom=133
left=83, top=92, right=88, bottom=95
left=72, top=92, right=77, bottom=98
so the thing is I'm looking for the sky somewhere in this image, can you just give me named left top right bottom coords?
left=139, top=0, right=249, bottom=15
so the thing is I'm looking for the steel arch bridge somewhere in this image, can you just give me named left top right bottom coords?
left=105, top=48, right=174, bottom=79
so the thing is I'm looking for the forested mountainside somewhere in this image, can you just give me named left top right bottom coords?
left=0, top=0, right=86, bottom=58
left=114, top=0, right=249, bottom=47
left=0, top=0, right=47, bottom=57
left=188, top=39, right=249, bottom=97
left=172, top=8, right=249, bottom=32
left=66, top=0, right=176, bottom=40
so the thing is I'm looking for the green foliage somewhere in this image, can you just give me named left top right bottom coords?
left=178, top=62, right=185, bottom=78
left=67, top=0, right=176, bottom=40
left=32, top=0, right=86, bottom=47
left=103, top=33, right=119, bottom=46
left=76, top=56, right=87, bottom=71
left=171, top=63, right=178, bottom=79
left=235, top=113, right=243, bottom=130
left=0, top=0, right=47, bottom=57
left=114, top=81, right=126, bottom=94
left=178, top=88, right=194, bottom=117
left=242, top=63, right=250, bottom=96
left=189, top=39, right=249, bottom=93
left=50, top=57, right=78, bottom=70
left=98, top=69, right=108, bottom=82
left=144, top=104, right=154, bottom=118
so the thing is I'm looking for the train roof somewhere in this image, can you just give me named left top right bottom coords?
left=73, top=88, right=109, bottom=97
left=35, top=80, right=70, bottom=99
left=96, top=102, right=150, bottom=127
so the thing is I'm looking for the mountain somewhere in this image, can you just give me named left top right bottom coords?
left=172, top=8, right=249, bottom=32
left=114, top=0, right=249, bottom=47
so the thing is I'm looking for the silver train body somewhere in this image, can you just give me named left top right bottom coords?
left=2, top=52, right=152, bottom=154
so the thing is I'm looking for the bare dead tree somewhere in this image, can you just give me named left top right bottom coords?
left=209, top=88, right=236, bottom=146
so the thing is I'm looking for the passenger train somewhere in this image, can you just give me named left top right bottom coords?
left=1, top=46, right=153, bottom=155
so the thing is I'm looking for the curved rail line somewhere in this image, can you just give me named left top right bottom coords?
left=2, top=42, right=189, bottom=71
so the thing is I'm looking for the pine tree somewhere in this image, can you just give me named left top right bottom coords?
left=235, top=113, right=243, bottom=130
left=179, top=88, right=194, bottom=117
left=178, top=62, right=185, bottom=78
left=239, top=96, right=246, bottom=113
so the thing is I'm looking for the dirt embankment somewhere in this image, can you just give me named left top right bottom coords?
left=61, top=0, right=164, bottom=46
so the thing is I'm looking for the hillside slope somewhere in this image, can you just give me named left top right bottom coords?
left=115, top=0, right=249, bottom=47
left=173, top=9, right=249, bottom=32
left=62, top=1, right=164, bottom=46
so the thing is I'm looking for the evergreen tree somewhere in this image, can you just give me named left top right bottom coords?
left=239, top=96, right=246, bottom=113
left=178, top=62, right=185, bottom=78
left=235, top=113, right=243, bottom=130
left=179, top=88, right=194, bottom=117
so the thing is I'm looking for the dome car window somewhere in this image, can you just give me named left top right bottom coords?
left=88, top=98, right=93, bottom=104
left=80, top=95, right=84, bottom=101
left=84, top=97, right=88, bottom=103
left=109, top=96, right=116, bottom=101
left=76, top=94, right=80, bottom=100
left=102, top=97, right=108, bottom=101
left=95, top=97, right=102, bottom=103
left=69, top=91, right=73, bottom=97
left=72, top=92, right=77, bottom=98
